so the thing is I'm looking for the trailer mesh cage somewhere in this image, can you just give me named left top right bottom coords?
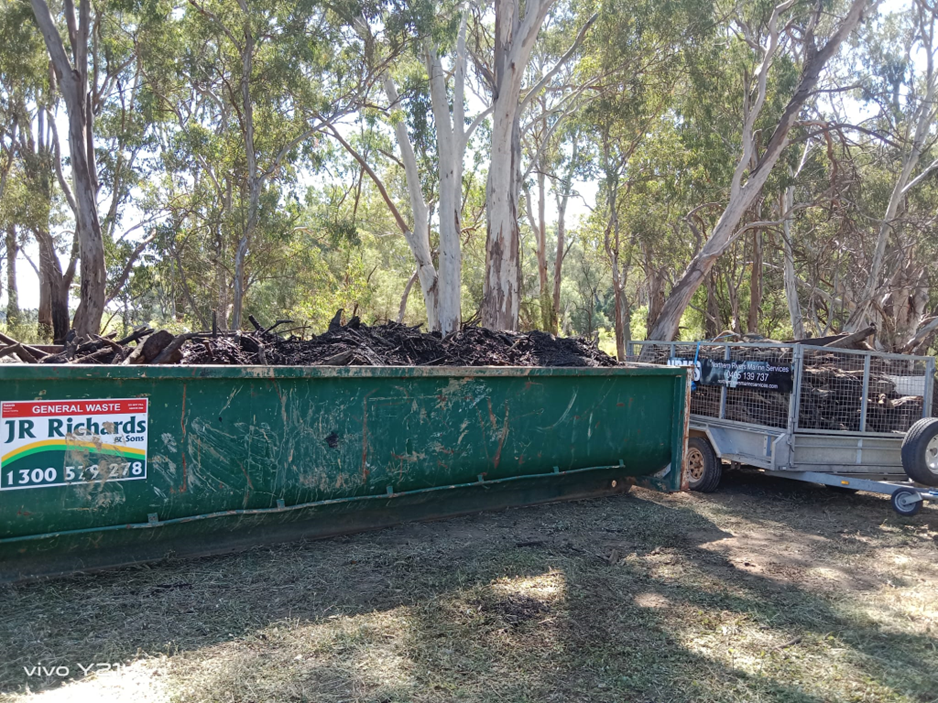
left=629, top=341, right=937, bottom=436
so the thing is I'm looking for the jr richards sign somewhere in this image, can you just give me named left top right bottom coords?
left=0, top=398, right=149, bottom=491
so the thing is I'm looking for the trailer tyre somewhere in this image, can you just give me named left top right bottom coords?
left=900, top=418, right=938, bottom=487
left=686, top=437, right=721, bottom=493
left=891, top=487, right=923, bottom=517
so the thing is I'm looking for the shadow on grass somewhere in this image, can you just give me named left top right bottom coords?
left=710, top=466, right=938, bottom=536
left=0, top=489, right=933, bottom=702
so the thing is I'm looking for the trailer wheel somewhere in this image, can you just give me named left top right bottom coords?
left=900, top=418, right=938, bottom=487
left=891, top=487, right=923, bottom=517
left=686, top=437, right=721, bottom=493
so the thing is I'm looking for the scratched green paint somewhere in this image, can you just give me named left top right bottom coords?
left=0, top=364, right=688, bottom=578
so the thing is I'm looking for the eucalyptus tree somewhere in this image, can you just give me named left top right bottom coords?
left=29, top=0, right=109, bottom=335
left=780, top=140, right=813, bottom=339
left=521, top=118, right=583, bottom=334
left=575, top=0, right=712, bottom=355
left=177, top=0, right=346, bottom=328
left=0, top=148, right=20, bottom=327
left=519, top=3, right=598, bottom=334
left=765, top=1, right=938, bottom=350
left=147, top=0, right=364, bottom=329
left=342, top=2, right=482, bottom=334
left=348, top=0, right=591, bottom=333
left=324, top=0, right=513, bottom=335
left=476, top=0, right=560, bottom=330
left=0, top=0, right=75, bottom=340
left=20, top=0, right=160, bottom=338
left=646, top=0, right=870, bottom=342
left=480, top=0, right=707, bottom=333
left=0, top=5, right=25, bottom=327
left=425, top=16, right=474, bottom=336
left=842, top=0, right=938, bottom=348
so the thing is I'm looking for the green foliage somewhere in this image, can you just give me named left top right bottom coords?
left=0, top=314, right=45, bottom=345
left=0, top=0, right=935, bottom=355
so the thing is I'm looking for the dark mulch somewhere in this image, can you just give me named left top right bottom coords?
left=181, top=320, right=616, bottom=368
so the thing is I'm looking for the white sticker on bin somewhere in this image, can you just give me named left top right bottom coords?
left=0, top=398, right=148, bottom=490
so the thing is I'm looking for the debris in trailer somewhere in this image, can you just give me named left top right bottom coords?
left=640, top=341, right=938, bottom=434
left=0, top=313, right=617, bottom=368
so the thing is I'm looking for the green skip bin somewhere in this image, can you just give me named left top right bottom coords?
left=0, top=363, right=689, bottom=582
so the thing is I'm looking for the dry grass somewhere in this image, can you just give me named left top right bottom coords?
left=1, top=471, right=937, bottom=703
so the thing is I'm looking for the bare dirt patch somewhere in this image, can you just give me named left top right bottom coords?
left=1, top=469, right=936, bottom=703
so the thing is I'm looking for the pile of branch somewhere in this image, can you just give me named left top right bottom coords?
left=0, top=313, right=616, bottom=369
left=789, top=325, right=878, bottom=351
left=799, top=350, right=932, bottom=433
left=0, top=328, right=156, bottom=365
left=641, top=338, right=936, bottom=434
left=713, top=325, right=878, bottom=350
left=181, top=314, right=616, bottom=368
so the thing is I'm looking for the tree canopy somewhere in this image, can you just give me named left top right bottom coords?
left=2, top=0, right=937, bottom=356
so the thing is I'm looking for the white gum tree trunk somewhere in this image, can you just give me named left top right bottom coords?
left=31, top=0, right=106, bottom=336
left=484, top=101, right=521, bottom=329
left=425, top=16, right=470, bottom=336
left=781, top=140, right=814, bottom=340
left=378, top=12, right=487, bottom=335
left=482, top=0, right=556, bottom=330
left=381, top=77, right=440, bottom=332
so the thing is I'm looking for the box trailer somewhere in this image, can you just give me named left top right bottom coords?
left=630, top=340, right=938, bottom=515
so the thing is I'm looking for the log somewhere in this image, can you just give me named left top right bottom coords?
left=823, top=325, right=876, bottom=349
left=151, top=332, right=204, bottom=364
left=0, top=343, right=35, bottom=363
left=124, top=330, right=175, bottom=365
left=115, top=327, right=154, bottom=346
left=0, top=332, right=47, bottom=361
left=788, top=325, right=876, bottom=349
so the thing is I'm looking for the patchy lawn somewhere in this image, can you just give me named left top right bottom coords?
left=1, top=470, right=936, bottom=703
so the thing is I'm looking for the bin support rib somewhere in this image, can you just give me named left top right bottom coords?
left=720, top=344, right=729, bottom=420
left=787, top=344, right=803, bottom=435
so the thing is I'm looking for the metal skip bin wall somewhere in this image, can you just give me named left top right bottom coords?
left=0, top=363, right=690, bottom=582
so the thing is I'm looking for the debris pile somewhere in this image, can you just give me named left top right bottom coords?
left=799, top=352, right=926, bottom=432
left=181, top=318, right=615, bottom=367
left=639, top=336, right=935, bottom=434
left=0, top=314, right=616, bottom=368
